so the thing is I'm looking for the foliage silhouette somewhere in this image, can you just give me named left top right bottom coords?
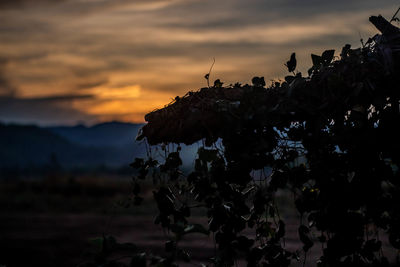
left=87, top=13, right=400, bottom=267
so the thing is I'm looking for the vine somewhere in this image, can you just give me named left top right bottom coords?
left=85, top=14, right=400, bottom=267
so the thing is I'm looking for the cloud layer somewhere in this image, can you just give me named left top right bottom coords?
left=0, top=0, right=399, bottom=125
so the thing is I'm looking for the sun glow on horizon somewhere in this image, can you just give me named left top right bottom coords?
left=0, top=0, right=398, bottom=125
left=72, top=83, right=176, bottom=123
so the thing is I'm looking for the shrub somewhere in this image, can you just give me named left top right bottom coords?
left=89, top=13, right=400, bottom=267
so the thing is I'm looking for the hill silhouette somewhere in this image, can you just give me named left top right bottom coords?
left=47, top=121, right=142, bottom=147
left=0, top=122, right=147, bottom=172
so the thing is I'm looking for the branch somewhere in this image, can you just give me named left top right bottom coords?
left=369, top=15, right=400, bottom=36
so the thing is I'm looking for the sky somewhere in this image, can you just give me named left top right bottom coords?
left=0, top=0, right=399, bottom=126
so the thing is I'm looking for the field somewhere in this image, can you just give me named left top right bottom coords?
left=0, top=174, right=397, bottom=267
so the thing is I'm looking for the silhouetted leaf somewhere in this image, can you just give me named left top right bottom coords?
left=321, top=49, right=335, bottom=64
left=214, top=79, right=223, bottom=88
left=298, top=225, right=313, bottom=252
left=183, top=224, right=209, bottom=235
left=133, top=182, right=141, bottom=195
left=165, top=240, right=175, bottom=252
left=198, top=147, right=218, bottom=162
left=276, top=220, right=285, bottom=240
left=285, top=52, right=297, bottom=72
left=252, top=76, right=266, bottom=87
left=130, top=158, right=144, bottom=169
left=389, top=231, right=400, bottom=249
left=341, top=44, right=351, bottom=58
left=311, top=54, right=322, bottom=67
left=130, top=252, right=147, bottom=267
left=134, top=196, right=143, bottom=206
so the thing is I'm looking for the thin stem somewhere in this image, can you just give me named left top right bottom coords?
left=206, top=57, right=216, bottom=88
left=390, top=6, right=400, bottom=23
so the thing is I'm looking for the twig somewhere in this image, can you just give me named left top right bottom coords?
left=359, top=31, right=365, bottom=47
left=205, top=57, right=216, bottom=88
left=390, top=6, right=400, bottom=22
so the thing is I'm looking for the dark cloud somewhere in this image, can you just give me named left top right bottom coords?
left=75, top=79, right=108, bottom=90
left=19, top=94, right=94, bottom=102
left=8, top=52, right=49, bottom=62
left=155, top=0, right=399, bottom=31
left=0, top=77, right=16, bottom=97
left=0, top=0, right=183, bottom=17
left=0, top=94, right=96, bottom=126
left=0, top=59, right=16, bottom=97
left=0, top=0, right=68, bottom=8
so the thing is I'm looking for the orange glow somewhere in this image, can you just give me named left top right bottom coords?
left=72, top=85, right=175, bottom=123
left=91, top=85, right=141, bottom=99
left=1, top=1, right=396, bottom=125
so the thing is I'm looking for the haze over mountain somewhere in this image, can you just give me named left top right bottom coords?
left=0, top=121, right=147, bottom=171
left=0, top=121, right=198, bottom=174
left=47, top=121, right=143, bottom=148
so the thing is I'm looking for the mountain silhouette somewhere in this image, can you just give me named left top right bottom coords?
left=47, top=121, right=143, bottom=147
left=0, top=122, right=147, bottom=171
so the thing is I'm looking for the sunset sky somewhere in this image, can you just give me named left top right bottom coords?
left=0, top=0, right=398, bottom=125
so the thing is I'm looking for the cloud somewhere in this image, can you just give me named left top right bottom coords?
left=0, top=76, right=15, bottom=97
left=0, top=59, right=16, bottom=97
left=0, top=0, right=69, bottom=9
left=19, top=94, right=94, bottom=102
left=0, top=0, right=399, bottom=125
left=75, top=79, right=109, bottom=90
left=0, top=94, right=97, bottom=125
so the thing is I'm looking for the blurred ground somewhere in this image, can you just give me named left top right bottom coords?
left=0, top=175, right=397, bottom=267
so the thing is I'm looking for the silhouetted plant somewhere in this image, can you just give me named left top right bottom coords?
left=87, top=13, right=400, bottom=267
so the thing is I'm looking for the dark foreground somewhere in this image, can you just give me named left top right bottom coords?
left=0, top=177, right=397, bottom=267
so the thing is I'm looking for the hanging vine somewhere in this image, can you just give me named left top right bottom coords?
left=86, top=14, right=400, bottom=267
